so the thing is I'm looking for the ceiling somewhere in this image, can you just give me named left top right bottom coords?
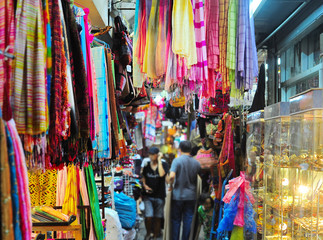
left=253, top=0, right=308, bottom=47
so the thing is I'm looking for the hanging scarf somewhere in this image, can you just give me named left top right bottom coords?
left=5, top=125, right=22, bottom=240
left=219, top=0, right=230, bottom=93
left=155, top=0, right=167, bottom=77
left=172, top=0, right=197, bottom=68
left=61, top=0, right=89, bottom=139
left=0, top=120, right=14, bottom=240
left=13, top=0, right=47, bottom=135
left=217, top=114, right=236, bottom=198
left=7, top=119, right=32, bottom=240
left=85, top=165, right=105, bottom=240
left=189, top=0, right=208, bottom=83
left=106, top=51, right=120, bottom=155
left=0, top=0, right=15, bottom=120
left=143, top=0, right=159, bottom=79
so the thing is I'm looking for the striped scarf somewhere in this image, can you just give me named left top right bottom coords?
left=13, top=0, right=47, bottom=135
left=0, top=0, right=15, bottom=120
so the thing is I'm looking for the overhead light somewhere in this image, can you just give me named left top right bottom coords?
left=277, top=57, right=281, bottom=65
left=250, top=0, right=263, bottom=15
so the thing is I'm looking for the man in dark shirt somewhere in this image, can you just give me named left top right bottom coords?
left=142, top=147, right=169, bottom=240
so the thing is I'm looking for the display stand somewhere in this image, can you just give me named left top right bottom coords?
left=32, top=225, right=82, bottom=240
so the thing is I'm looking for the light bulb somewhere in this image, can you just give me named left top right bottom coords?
left=279, top=223, right=287, bottom=231
left=298, top=185, right=309, bottom=194
left=282, top=178, right=289, bottom=186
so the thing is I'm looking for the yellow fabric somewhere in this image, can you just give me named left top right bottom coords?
left=172, top=0, right=197, bottom=68
left=142, top=0, right=159, bottom=79
left=28, top=169, right=57, bottom=207
left=62, top=165, right=78, bottom=220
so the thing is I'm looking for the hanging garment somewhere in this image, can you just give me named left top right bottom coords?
left=133, top=0, right=145, bottom=88
left=106, top=51, right=120, bottom=156
left=0, top=0, right=15, bottom=119
left=218, top=0, right=230, bottom=93
left=61, top=0, right=89, bottom=139
left=236, top=0, right=258, bottom=90
left=0, top=120, right=14, bottom=240
left=226, top=0, right=238, bottom=84
left=85, top=165, right=104, bottom=240
left=205, top=0, right=219, bottom=70
left=28, top=170, right=57, bottom=207
left=7, top=119, right=32, bottom=240
left=44, top=0, right=52, bottom=111
left=249, top=64, right=265, bottom=113
left=5, top=125, right=22, bottom=240
left=79, top=168, right=95, bottom=240
left=92, top=47, right=110, bottom=158
left=189, top=0, right=208, bottom=83
left=143, top=0, right=159, bottom=79
left=155, top=0, right=167, bottom=77
left=13, top=0, right=47, bottom=135
left=172, top=0, right=197, bottom=68
left=217, top=114, right=236, bottom=198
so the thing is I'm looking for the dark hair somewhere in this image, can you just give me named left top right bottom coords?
left=199, top=193, right=214, bottom=208
left=179, top=141, right=192, bottom=153
left=190, top=146, right=201, bottom=157
left=148, top=147, right=159, bottom=155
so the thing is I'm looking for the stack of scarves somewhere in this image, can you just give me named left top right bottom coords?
left=133, top=0, right=258, bottom=108
left=1, top=115, right=32, bottom=240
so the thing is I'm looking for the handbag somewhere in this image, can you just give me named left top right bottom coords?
left=195, top=148, right=218, bottom=170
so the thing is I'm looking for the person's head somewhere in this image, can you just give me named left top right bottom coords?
left=179, top=141, right=192, bottom=155
left=199, top=193, right=214, bottom=211
left=190, top=146, right=201, bottom=157
left=148, top=147, right=159, bottom=162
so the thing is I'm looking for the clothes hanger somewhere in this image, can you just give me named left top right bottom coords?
left=93, top=37, right=109, bottom=48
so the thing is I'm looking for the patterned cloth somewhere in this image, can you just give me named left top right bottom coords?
left=205, top=0, right=219, bottom=70
left=226, top=0, right=238, bottom=71
left=219, top=0, right=230, bottom=93
left=91, top=47, right=110, bottom=158
left=7, top=119, right=32, bottom=240
left=143, top=0, right=159, bottom=79
left=28, top=170, right=57, bottom=207
left=236, top=0, right=258, bottom=90
left=13, top=0, right=47, bottom=135
left=0, top=120, right=14, bottom=240
left=189, top=0, right=208, bottom=83
left=0, top=0, right=15, bottom=119
left=5, top=125, right=22, bottom=240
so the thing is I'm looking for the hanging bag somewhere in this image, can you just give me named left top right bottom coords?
left=195, top=148, right=218, bottom=170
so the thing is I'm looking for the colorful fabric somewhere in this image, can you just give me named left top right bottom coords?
left=0, top=120, right=14, bottom=240
left=85, top=165, right=104, bottom=240
left=61, top=0, right=89, bottom=139
left=13, top=0, right=47, bottom=135
left=189, top=0, right=208, bottom=83
left=155, top=0, right=167, bottom=77
left=7, top=119, right=32, bottom=240
left=218, top=0, right=230, bottom=93
left=236, top=0, right=258, bottom=90
left=172, top=0, right=197, bottom=68
left=62, top=165, right=78, bottom=217
left=205, top=0, right=219, bottom=70
left=0, top=0, right=15, bottom=120
left=143, top=0, right=159, bottom=79
left=91, top=47, right=110, bottom=158
left=28, top=170, right=57, bottom=207
left=226, top=0, right=238, bottom=71
left=5, top=125, right=22, bottom=240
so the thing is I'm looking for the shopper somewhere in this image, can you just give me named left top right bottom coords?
left=142, top=147, right=169, bottom=240
left=168, top=141, right=201, bottom=240
left=198, top=194, right=214, bottom=240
